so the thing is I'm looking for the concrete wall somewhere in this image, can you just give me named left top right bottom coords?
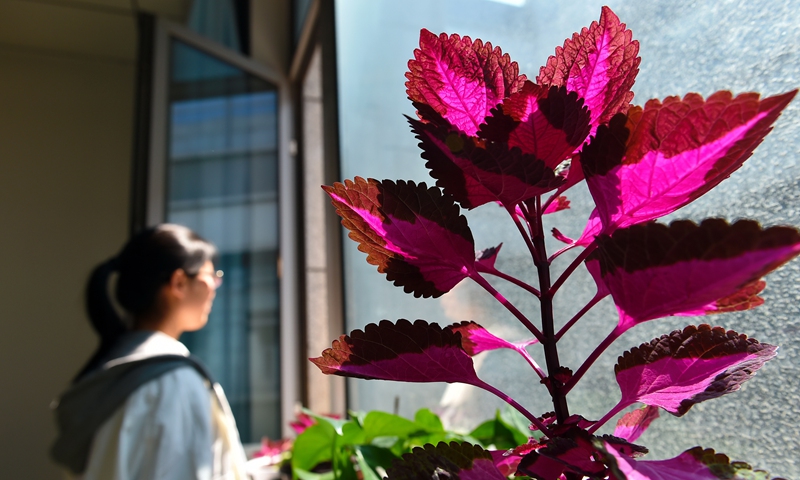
left=0, top=46, right=133, bottom=479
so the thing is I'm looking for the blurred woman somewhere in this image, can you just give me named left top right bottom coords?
left=51, top=224, right=247, bottom=479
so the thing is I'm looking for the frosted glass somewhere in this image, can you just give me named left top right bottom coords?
left=335, top=0, right=800, bottom=475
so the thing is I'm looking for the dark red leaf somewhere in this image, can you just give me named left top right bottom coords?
left=324, top=177, right=476, bottom=298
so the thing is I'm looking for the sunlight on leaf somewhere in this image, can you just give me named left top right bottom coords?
left=614, top=325, right=777, bottom=416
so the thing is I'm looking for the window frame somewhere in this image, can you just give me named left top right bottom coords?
left=137, top=15, right=301, bottom=439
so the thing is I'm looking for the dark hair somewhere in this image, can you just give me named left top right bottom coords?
left=76, top=224, right=217, bottom=380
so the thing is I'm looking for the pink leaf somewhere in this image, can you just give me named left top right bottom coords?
left=410, top=116, right=563, bottom=209
left=518, top=427, right=646, bottom=479
left=387, top=442, right=508, bottom=480
left=675, top=280, right=767, bottom=316
left=613, top=406, right=660, bottom=443
left=586, top=219, right=800, bottom=330
left=543, top=196, right=571, bottom=215
left=324, top=178, right=476, bottom=298
left=581, top=90, right=797, bottom=234
left=475, top=243, right=502, bottom=271
left=537, top=6, right=640, bottom=132
left=614, top=325, right=777, bottom=416
left=447, top=321, right=516, bottom=356
left=310, top=319, right=482, bottom=385
left=552, top=227, right=575, bottom=245
left=406, top=29, right=526, bottom=136
left=480, top=83, right=592, bottom=169
left=601, top=443, right=774, bottom=479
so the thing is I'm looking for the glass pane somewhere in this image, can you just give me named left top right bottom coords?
left=335, top=0, right=800, bottom=476
left=166, top=39, right=280, bottom=443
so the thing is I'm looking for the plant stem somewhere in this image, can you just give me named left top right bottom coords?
left=513, top=345, right=547, bottom=380
left=564, top=325, right=624, bottom=393
left=587, top=402, right=626, bottom=434
left=476, top=380, right=553, bottom=437
left=556, top=292, right=606, bottom=341
left=471, top=273, right=543, bottom=342
left=549, top=242, right=597, bottom=296
left=508, top=205, right=538, bottom=265
left=532, top=196, right=570, bottom=424
left=548, top=242, right=578, bottom=262
left=476, top=265, right=541, bottom=297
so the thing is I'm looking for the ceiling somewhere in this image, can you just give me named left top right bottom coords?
left=0, top=0, right=193, bottom=62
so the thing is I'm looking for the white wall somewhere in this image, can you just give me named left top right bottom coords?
left=0, top=46, right=133, bottom=479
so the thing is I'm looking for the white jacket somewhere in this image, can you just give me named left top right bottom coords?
left=54, top=331, right=248, bottom=480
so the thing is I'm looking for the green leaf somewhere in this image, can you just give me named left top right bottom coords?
left=340, top=421, right=367, bottom=446
left=469, top=409, right=529, bottom=449
left=413, top=408, right=445, bottom=432
left=353, top=448, right=383, bottom=480
left=358, top=445, right=400, bottom=472
left=292, top=422, right=336, bottom=472
left=294, top=469, right=335, bottom=480
left=302, top=408, right=350, bottom=435
left=499, top=406, right=532, bottom=442
left=363, top=411, right=426, bottom=441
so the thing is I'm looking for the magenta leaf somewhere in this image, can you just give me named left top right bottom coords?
left=586, top=219, right=800, bottom=329
left=537, top=6, right=640, bottom=132
left=447, top=321, right=517, bottom=356
left=480, top=83, right=592, bottom=169
left=310, top=319, right=482, bottom=385
left=518, top=427, right=646, bottom=480
left=613, top=406, right=660, bottom=443
left=323, top=177, right=476, bottom=298
left=675, top=280, right=767, bottom=317
left=601, top=443, right=775, bottom=479
left=410, top=116, right=563, bottom=209
left=475, top=243, right=502, bottom=271
left=406, top=29, right=526, bottom=136
left=581, top=90, right=797, bottom=234
left=543, top=196, right=571, bottom=215
left=386, top=442, right=507, bottom=480
left=614, top=324, right=777, bottom=416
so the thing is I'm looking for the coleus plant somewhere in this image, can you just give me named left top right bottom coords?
left=311, top=6, right=799, bottom=480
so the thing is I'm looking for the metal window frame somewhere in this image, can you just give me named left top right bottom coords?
left=139, top=15, right=300, bottom=439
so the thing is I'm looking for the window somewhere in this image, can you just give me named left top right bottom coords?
left=334, top=0, right=800, bottom=476
left=137, top=17, right=296, bottom=442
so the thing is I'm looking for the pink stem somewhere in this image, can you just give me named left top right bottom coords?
left=513, top=345, right=547, bottom=380
left=564, top=325, right=624, bottom=393
left=548, top=242, right=597, bottom=297
left=475, top=380, right=553, bottom=437
left=555, top=292, right=607, bottom=341
left=476, top=265, right=540, bottom=298
left=508, top=206, right=538, bottom=265
left=587, top=402, right=627, bottom=435
left=471, top=273, right=543, bottom=343
left=548, top=242, right=578, bottom=262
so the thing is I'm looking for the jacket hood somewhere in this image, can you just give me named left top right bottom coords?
left=50, top=331, right=211, bottom=474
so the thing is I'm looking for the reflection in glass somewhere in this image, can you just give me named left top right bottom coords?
left=166, top=40, right=280, bottom=442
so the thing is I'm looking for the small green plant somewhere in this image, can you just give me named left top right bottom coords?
left=252, top=408, right=532, bottom=479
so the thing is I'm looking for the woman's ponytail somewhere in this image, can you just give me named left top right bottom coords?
left=74, top=257, right=126, bottom=381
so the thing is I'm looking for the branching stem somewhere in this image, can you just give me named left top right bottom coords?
left=587, top=402, right=627, bottom=434
left=471, top=273, right=543, bottom=342
left=476, top=380, right=553, bottom=437
left=532, top=196, right=570, bottom=424
left=556, top=292, right=606, bottom=341
left=564, top=325, right=624, bottom=393
left=513, top=345, right=547, bottom=380
left=476, top=265, right=541, bottom=298
left=508, top=206, right=538, bottom=265
left=549, top=242, right=597, bottom=296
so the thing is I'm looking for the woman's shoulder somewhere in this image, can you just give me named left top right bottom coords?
left=127, top=364, right=212, bottom=411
